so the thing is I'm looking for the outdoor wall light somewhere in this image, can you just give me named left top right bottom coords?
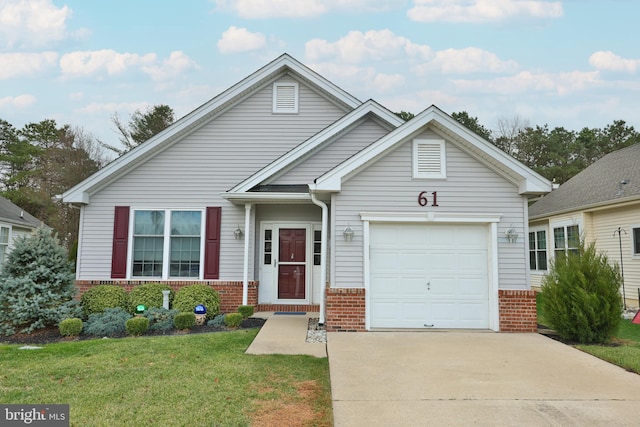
left=343, top=225, right=354, bottom=242
left=234, top=225, right=243, bottom=240
left=505, top=228, right=519, bottom=244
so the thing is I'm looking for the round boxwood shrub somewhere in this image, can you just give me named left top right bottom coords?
left=84, top=307, right=132, bottom=337
left=174, top=312, right=196, bottom=330
left=224, top=312, right=243, bottom=328
left=540, top=241, right=623, bottom=344
left=81, top=285, right=129, bottom=317
left=173, top=285, right=220, bottom=316
left=128, top=283, right=174, bottom=313
left=59, top=318, right=83, bottom=337
left=238, top=305, right=254, bottom=319
left=126, top=317, right=150, bottom=336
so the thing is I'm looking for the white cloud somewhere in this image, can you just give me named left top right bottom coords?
left=142, top=51, right=199, bottom=81
left=0, top=0, right=79, bottom=48
left=589, top=51, right=640, bottom=73
left=0, top=94, right=36, bottom=109
left=306, top=29, right=431, bottom=64
left=407, top=0, right=563, bottom=23
left=371, top=73, right=405, bottom=92
left=60, top=50, right=157, bottom=78
left=429, top=47, right=519, bottom=74
left=217, top=26, right=266, bottom=53
left=453, top=70, right=600, bottom=95
left=213, top=0, right=401, bottom=18
left=0, top=51, right=58, bottom=79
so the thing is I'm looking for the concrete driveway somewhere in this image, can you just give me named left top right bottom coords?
left=328, top=332, right=640, bottom=426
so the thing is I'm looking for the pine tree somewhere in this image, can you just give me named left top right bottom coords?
left=0, top=228, right=80, bottom=335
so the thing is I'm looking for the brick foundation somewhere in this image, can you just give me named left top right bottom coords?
left=498, top=289, right=537, bottom=332
left=75, top=280, right=258, bottom=314
left=256, top=304, right=319, bottom=313
left=325, top=287, right=366, bottom=332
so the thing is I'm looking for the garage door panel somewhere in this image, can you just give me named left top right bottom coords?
left=370, top=223, right=490, bottom=329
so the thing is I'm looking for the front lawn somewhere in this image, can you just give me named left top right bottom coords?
left=537, top=292, right=640, bottom=374
left=0, top=329, right=332, bottom=426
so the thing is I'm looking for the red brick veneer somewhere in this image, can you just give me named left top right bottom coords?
left=256, top=304, right=319, bottom=313
left=75, top=280, right=258, bottom=314
left=498, top=289, right=537, bottom=332
left=325, top=287, right=366, bottom=332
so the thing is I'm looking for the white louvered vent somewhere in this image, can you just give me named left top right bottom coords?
left=413, top=139, right=446, bottom=179
left=273, top=82, right=298, bottom=113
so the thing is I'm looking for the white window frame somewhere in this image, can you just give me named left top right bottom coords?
left=129, top=209, right=205, bottom=280
left=272, top=82, right=299, bottom=114
left=551, top=219, right=581, bottom=260
left=528, top=226, right=548, bottom=273
left=0, top=225, right=10, bottom=265
left=413, top=139, right=446, bottom=179
left=631, top=225, right=640, bottom=257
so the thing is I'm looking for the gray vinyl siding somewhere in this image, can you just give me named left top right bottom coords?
left=333, top=127, right=528, bottom=290
left=270, top=118, right=390, bottom=185
left=76, top=76, right=348, bottom=280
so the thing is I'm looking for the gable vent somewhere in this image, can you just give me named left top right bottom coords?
left=413, top=139, right=446, bottom=179
left=273, top=82, right=298, bottom=113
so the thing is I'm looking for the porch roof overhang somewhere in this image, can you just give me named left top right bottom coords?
left=220, top=191, right=313, bottom=205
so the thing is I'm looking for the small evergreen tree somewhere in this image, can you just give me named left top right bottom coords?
left=540, top=240, right=623, bottom=344
left=0, top=228, right=80, bottom=335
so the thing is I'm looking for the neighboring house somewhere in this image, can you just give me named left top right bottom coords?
left=0, top=197, right=43, bottom=265
left=63, top=54, right=551, bottom=332
left=529, top=143, right=640, bottom=308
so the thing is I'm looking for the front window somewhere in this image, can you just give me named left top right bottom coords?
left=528, top=229, right=547, bottom=271
left=553, top=224, right=579, bottom=258
left=633, top=227, right=640, bottom=255
left=132, top=210, right=202, bottom=278
left=0, top=226, right=9, bottom=264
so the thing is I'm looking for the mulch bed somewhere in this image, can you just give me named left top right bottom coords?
left=0, top=317, right=266, bottom=345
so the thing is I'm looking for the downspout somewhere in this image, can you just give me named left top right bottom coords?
left=242, top=203, right=252, bottom=306
left=309, top=190, right=328, bottom=325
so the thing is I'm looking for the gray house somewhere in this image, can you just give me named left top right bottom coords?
left=0, top=197, right=43, bottom=264
left=63, top=54, right=551, bottom=331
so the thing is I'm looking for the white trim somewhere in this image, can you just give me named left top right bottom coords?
left=363, top=219, right=371, bottom=330
left=242, top=203, right=252, bottom=305
left=631, top=225, right=640, bottom=257
left=221, top=192, right=312, bottom=204
left=528, top=224, right=549, bottom=273
left=413, top=139, right=446, bottom=179
left=273, top=82, right=298, bottom=113
left=489, top=222, right=499, bottom=331
left=310, top=191, right=328, bottom=324
left=360, top=211, right=502, bottom=223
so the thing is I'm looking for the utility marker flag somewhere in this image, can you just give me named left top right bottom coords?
left=632, top=310, right=640, bottom=325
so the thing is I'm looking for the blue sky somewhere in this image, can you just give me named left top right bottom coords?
left=1, top=0, right=639, bottom=151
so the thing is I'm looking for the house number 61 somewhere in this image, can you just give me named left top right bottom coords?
left=418, top=191, right=439, bottom=207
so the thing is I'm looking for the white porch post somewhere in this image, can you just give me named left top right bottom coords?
left=310, top=191, right=328, bottom=325
left=242, top=203, right=252, bottom=306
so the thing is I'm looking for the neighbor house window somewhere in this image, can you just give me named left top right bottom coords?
left=0, top=226, right=9, bottom=264
left=132, top=210, right=202, bottom=278
left=553, top=224, right=579, bottom=258
left=528, top=229, right=547, bottom=271
left=633, top=227, right=640, bottom=255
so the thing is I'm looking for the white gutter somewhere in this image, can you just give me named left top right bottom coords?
left=242, top=203, right=252, bottom=306
left=309, top=190, right=328, bottom=325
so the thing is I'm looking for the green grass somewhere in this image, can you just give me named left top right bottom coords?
left=537, top=292, right=640, bottom=374
left=0, top=330, right=332, bottom=426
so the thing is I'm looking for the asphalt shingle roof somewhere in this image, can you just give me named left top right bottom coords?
left=0, top=197, right=42, bottom=229
left=529, top=143, right=640, bottom=219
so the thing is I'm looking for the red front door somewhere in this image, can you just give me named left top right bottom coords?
left=278, top=228, right=306, bottom=299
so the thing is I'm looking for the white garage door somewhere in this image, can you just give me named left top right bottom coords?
left=369, top=223, right=489, bottom=329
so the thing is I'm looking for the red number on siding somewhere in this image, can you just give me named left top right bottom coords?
left=418, top=191, right=439, bottom=207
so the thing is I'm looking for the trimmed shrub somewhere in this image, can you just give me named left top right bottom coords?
left=238, top=305, right=254, bottom=319
left=173, top=285, right=220, bottom=316
left=81, top=285, right=129, bottom=317
left=126, top=317, right=150, bottom=336
left=540, top=241, right=623, bottom=344
left=0, top=228, right=80, bottom=335
left=128, top=283, right=174, bottom=313
left=144, top=307, right=179, bottom=332
left=84, top=307, right=132, bottom=337
left=224, top=313, right=243, bottom=328
left=59, top=318, right=83, bottom=337
left=207, top=314, right=226, bottom=328
left=174, top=312, right=196, bottom=330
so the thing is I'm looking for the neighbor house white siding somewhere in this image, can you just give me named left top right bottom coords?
left=76, top=76, right=349, bottom=280
left=332, top=128, right=528, bottom=290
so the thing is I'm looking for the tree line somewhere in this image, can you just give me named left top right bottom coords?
left=2, top=105, right=638, bottom=258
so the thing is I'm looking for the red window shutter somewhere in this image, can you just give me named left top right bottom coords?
left=204, top=207, right=221, bottom=279
left=111, top=206, right=130, bottom=278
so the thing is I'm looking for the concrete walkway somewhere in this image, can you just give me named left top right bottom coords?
left=328, top=332, right=640, bottom=426
left=245, top=312, right=326, bottom=358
